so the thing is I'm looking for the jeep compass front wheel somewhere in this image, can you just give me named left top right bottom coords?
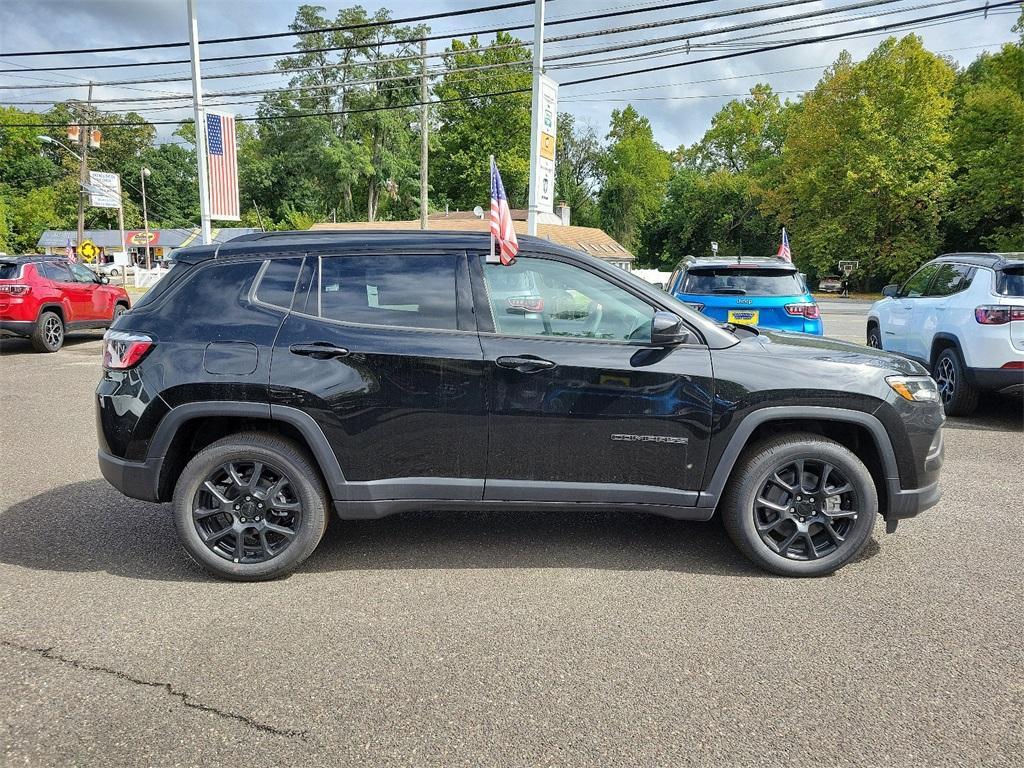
left=720, top=433, right=878, bottom=577
left=172, top=432, right=328, bottom=581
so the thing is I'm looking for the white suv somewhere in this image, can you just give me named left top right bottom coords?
left=867, top=253, right=1024, bottom=415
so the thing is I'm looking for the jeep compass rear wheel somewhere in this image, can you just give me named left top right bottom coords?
left=721, top=433, right=877, bottom=577
left=172, top=432, right=328, bottom=581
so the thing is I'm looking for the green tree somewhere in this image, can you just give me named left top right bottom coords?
left=945, top=39, right=1024, bottom=251
left=554, top=113, right=602, bottom=228
left=598, top=105, right=671, bottom=249
left=432, top=32, right=532, bottom=210
left=770, top=37, right=956, bottom=283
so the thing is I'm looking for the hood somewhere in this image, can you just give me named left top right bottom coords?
left=749, top=329, right=927, bottom=375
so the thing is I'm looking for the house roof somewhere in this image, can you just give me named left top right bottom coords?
left=310, top=219, right=635, bottom=261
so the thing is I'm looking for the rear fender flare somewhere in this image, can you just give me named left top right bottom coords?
left=148, top=401, right=346, bottom=496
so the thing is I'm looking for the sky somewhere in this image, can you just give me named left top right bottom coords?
left=0, top=0, right=1019, bottom=153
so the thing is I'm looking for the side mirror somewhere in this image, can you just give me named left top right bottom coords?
left=882, top=284, right=898, bottom=298
left=651, top=311, right=690, bottom=346
left=100, top=275, right=110, bottom=284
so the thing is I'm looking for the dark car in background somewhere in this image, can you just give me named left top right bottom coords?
left=97, top=231, right=942, bottom=581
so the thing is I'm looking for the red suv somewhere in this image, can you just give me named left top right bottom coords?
left=0, top=255, right=131, bottom=352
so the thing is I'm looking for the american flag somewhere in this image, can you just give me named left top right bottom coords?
left=205, top=111, right=240, bottom=221
left=490, top=157, right=519, bottom=266
left=65, top=236, right=75, bottom=261
left=776, top=227, right=792, bottom=262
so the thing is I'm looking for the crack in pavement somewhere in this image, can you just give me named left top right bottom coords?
left=1, top=638, right=308, bottom=740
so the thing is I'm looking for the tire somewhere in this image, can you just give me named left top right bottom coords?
left=30, top=310, right=64, bottom=353
left=110, top=268, right=120, bottom=277
left=866, top=323, right=882, bottom=349
left=720, top=432, right=878, bottom=577
left=172, top=432, right=329, bottom=581
left=934, top=347, right=979, bottom=417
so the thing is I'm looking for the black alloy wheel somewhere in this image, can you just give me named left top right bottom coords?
left=720, top=433, right=878, bottom=577
left=752, top=458, right=859, bottom=561
left=935, top=354, right=956, bottom=405
left=172, top=432, right=328, bottom=580
left=192, top=460, right=302, bottom=564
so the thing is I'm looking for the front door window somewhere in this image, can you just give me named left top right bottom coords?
left=482, top=258, right=655, bottom=342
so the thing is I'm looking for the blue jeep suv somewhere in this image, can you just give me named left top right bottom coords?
left=667, top=256, right=824, bottom=335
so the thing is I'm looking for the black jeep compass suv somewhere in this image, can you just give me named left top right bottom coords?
left=97, top=231, right=944, bottom=580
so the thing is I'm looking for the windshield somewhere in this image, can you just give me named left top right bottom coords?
left=681, top=267, right=805, bottom=296
left=996, top=267, right=1024, bottom=297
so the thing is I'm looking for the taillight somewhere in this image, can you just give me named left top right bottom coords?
left=505, top=296, right=545, bottom=313
left=975, top=305, right=1024, bottom=324
left=1001, top=361, right=1024, bottom=369
left=0, top=284, right=30, bottom=296
left=785, top=302, right=820, bottom=319
left=102, top=330, right=154, bottom=369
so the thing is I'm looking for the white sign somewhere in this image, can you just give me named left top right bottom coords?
left=532, top=75, right=558, bottom=215
left=88, top=171, right=122, bottom=209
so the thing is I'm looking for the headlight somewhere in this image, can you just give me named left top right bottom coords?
left=886, top=375, right=940, bottom=403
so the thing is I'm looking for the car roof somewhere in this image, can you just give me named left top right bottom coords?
left=0, top=254, right=65, bottom=263
left=171, top=230, right=599, bottom=263
left=679, top=257, right=798, bottom=271
left=933, top=252, right=1024, bottom=270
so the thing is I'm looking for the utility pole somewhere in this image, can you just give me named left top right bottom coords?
left=419, top=39, right=429, bottom=231
left=140, top=167, right=152, bottom=269
left=187, top=0, right=212, bottom=245
left=526, top=0, right=545, bottom=237
left=76, top=82, right=94, bottom=252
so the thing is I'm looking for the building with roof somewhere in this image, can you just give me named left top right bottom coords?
left=36, top=227, right=260, bottom=261
left=310, top=206, right=635, bottom=271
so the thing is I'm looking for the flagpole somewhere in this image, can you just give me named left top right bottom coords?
left=526, top=0, right=544, bottom=237
left=489, top=155, right=496, bottom=263
left=187, top=0, right=213, bottom=246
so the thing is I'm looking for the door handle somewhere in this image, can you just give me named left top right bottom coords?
left=495, top=355, right=556, bottom=373
left=289, top=342, right=350, bottom=359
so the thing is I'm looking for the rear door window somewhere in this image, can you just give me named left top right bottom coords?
left=317, top=254, right=458, bottom=330
left=681, top=267, right=805, bottom=296
left=41, top=261, right=75, bottom=283
left=996, top=267, right=1024, bottom=296
left=927, top=264, right=974, bottom=297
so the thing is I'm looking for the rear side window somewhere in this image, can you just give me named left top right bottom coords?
left=317, top=254, right=458, bottom=330
left=996, top=267, right=1024, bottom=296
left=0, top=262, right=22, bottom=280
left=145, top=261, right=262, bottom=331
left=130, top=262, right=190, bottom=311
left=681, top=267, right=805, bottom=296
left=41, top=261, right=74, bottom=282
left=255, top=257, right=302, bottom=309
left=927, top=264, right=974, bottom=297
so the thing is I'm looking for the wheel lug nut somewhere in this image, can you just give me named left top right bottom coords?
left=245, top=495, right=251, bottom=501
left=234, top=504, right=240, bottom=510
left=255, top=516, right=261, bottom=521
left=240, top=517, right=246, bottom=522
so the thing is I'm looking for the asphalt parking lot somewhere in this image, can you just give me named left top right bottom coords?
left=1, top=304, right=1022, bottom=767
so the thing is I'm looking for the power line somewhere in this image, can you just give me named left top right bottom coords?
left=0, top=0, right=736, bottom=79
left=545, top=0, right=965, bottom=67
left=0, top=0, right=548, bottom=58
left=2, top=1, right=1016, bottom=128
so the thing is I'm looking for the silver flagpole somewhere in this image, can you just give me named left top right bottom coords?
left=489, top=155, right=496, bottom=263
left=187, top=0, right=213, bottom=246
